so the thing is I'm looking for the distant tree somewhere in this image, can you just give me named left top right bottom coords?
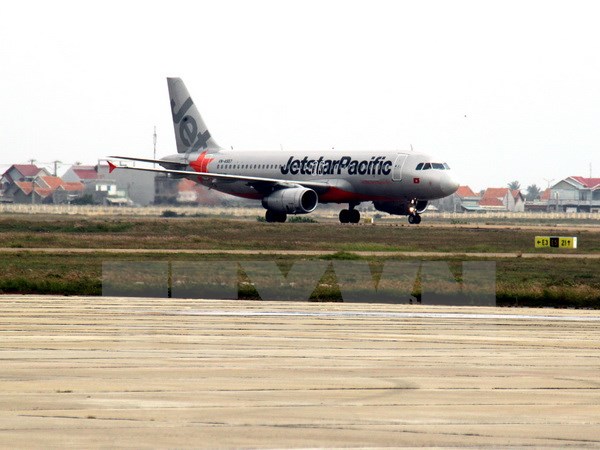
left=70, top=194, right=94, bottom=205
left=507, top=180, right=521, bottom=190
left=525, top=184, right=541, bottom=201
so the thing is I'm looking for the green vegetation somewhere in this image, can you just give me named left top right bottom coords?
left=319, top=251, right=363, bottom=260
left=288, top=216, right=318, bottom=223
left=161, top=210, right=180, bottom=218
left=0, top=251, right=598, bottom=307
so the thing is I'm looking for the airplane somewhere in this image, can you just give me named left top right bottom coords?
left=109, top=78, right=458, bottom=224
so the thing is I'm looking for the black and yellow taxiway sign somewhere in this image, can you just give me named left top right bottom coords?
left=535, top=236, right=578, bottom=249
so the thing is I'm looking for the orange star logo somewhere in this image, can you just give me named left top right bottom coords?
left=190, top=151, right=214, bottom=173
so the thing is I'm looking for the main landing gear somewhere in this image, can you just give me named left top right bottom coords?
left=265, top=210, right=287, bottom=223
left=339, top=202, right=361, bottom=224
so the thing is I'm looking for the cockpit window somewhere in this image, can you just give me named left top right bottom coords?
left=432, top=163, right=445, bottom=170
left=422, top=163, right=432, bottom=170
left=415, top=163, right=424, bottom=170
left=443, top=163, right=451, bottom=170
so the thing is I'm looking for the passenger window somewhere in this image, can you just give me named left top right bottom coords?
left=416, top=163, right=424, bottom=170
left=423, top=163, right=432, bottom=170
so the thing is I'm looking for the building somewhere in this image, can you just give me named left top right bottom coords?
left=525, top=188, right=552, bottom=212
left=434, top=185, right=482, bottom=212
left=0, top=164, right=51, bottom=203
left=549, top=177, right=600, bottom=212
left=61, top=165, right=100, bottom=185
left=62, top=162, right=155, bottom=205
left=455, top=186, right=483, bottom=212
left=62, top=163, right=131, bottom=205
left=479, top=188, right=525, bottom=212
left=36, top=175, right=84, bottom=204
left=1, top=164, right=49, bottom=187
left=97, top=161, right=156, bottom=206
left=154, top=174, right=180, bottom=205
left=4, top=174, right=84, bottom=204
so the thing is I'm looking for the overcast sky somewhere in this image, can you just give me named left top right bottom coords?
left=1, top=0, right=599, bottom=192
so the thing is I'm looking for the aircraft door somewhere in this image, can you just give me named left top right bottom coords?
left=392, top=154, right=408, bottom=181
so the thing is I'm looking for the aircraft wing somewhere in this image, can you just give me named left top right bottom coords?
left=109, top=155, right=188, bottom=166
left=107, top=161, right=333, bottom=192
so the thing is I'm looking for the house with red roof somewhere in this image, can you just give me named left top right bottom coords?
left=0, top=164, right=51, bottom=203
left=549, top=176, right=600, bottom=212
left=7, top=174, right=85, bottom=204
left=62, top=165, right=102, bottom=184
left=479, top=187, right=525, bottom=212
left=540, top=188, right=552, bottom=201
left=1, top=164, right=49, bottom=186
left=431, top=185, right=482, bottom=212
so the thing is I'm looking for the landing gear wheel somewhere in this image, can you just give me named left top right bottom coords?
left=339, top=209, right=350, bottom=224
left=349, top=209, right=361, bottom=224
left=266, top=210, right=287, bottom=223
left=408, top=214, right=421, bottom=225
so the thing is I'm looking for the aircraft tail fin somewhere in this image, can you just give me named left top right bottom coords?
left=167, top=77, right=221, bottom=154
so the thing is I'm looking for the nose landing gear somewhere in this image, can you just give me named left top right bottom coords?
left=407, top=199, right=422, bottom=224
left=407, top=213, right=421, bottom=224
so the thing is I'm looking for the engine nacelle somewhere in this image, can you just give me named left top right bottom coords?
left=373, top=200, right=428, bottom=216
left=262, top=187, right=318, bottom=214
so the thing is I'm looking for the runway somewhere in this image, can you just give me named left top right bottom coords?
left=1, top=296, right=600, bottom=447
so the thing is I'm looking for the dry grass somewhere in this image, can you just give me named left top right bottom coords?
left=0, top=214, right=599, bottom=306
left=0, top=214, right=598, bottom=253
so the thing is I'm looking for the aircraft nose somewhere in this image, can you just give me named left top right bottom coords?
left=441, top=175, right=459, bottom=196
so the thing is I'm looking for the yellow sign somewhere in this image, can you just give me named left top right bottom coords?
left=535, top=236, right=578, bottom=249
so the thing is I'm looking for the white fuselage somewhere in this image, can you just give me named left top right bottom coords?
left=173, top=149, right=458, bottom=203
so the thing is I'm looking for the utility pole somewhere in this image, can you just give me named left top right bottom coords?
left=28, top=159, right=36, bottom=205
left=52, top=160, right=62, bottom=177
left=153, top=126, right=157, bottom=168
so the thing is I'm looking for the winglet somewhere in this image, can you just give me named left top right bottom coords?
left=108, top=161, right=118, bottom=173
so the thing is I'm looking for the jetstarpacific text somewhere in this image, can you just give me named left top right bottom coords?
left=280, top=156, right=392, bottom=176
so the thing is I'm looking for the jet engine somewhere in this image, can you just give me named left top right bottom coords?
left=373, top=200, right=428, bottom=216
left=262, top=187, right=318, bottom=214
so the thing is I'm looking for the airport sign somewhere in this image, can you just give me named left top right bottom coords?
left=535, top=236, right=577, bottom=249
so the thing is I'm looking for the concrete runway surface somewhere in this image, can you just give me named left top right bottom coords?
left=1, top=296, right=599, bottom=448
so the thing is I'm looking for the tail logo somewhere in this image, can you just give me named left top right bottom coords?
left=190, top=151, right=214, bottom=174
left=171, top=97, right=212, bottom=151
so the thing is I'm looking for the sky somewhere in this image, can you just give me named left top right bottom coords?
left=1, top=0, right=599, bottom=192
